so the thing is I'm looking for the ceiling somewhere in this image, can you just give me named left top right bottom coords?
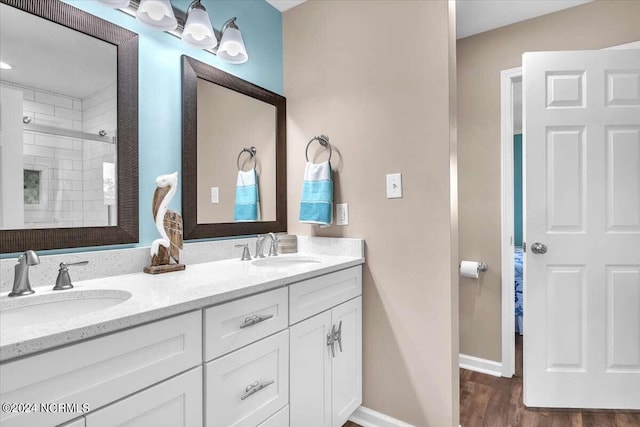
left=266, top=1, right=306, bottom=12
left=267, top=0, right=593, bottom=40
left=0, top=3, right=116, bottom=99
left=456, top=0, right=593, bottom=39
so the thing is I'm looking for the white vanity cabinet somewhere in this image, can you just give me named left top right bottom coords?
left=289, top=268, right=363, bottom=427
left=0, top=262, right=363, bottom=427
left=0, top=311, right=202, bottom=427
left=84, top=367, right=203, bottom=427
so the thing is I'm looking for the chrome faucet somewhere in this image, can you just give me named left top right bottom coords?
left=9, top=250, right=40, bottom=297
left=255, top=233, right=278, bottom=258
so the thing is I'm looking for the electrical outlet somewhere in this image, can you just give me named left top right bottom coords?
left=336, top=203, right=349, bottom=226
left=386, top=173, right=402, bottom=198
left=211, top=187, right=219, bottom=204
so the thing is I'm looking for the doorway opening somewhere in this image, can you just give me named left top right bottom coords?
left=499, top=66, right=522, bottom=378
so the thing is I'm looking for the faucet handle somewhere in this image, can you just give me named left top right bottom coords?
left=53, top=261, right=89, bottom=291
left=235, top=244, right=252, bottom=261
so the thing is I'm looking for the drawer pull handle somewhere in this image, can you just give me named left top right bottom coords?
left=327, top=328, right=336, bottom=358
left=241, top=379, right=275, bottom=400
left=240, top=314, right=274, bottom=329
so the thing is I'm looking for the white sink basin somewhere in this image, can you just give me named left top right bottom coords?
left=252, top=256, right=322, bottom=268
left=0, top=289, right=131, bottom=330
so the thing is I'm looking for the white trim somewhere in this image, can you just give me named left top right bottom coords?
left=500, top=66, right=522, bottom=378
left=459, top=354, right=503, bottom=378
left=349, top=406, right=415, bottom=427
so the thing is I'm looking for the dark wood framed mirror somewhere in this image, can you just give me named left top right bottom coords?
left=0, top=0, right=138, bottom=253
left=181, top=55, right=286, bottom=239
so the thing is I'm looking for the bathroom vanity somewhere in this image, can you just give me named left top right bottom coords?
left=0, top=252, right=363, bottom=427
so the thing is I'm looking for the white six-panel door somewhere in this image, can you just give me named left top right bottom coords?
left=524, top=49, right=640, bottom=408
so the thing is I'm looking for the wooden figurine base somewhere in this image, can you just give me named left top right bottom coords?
left=143, top=264, right=186, bottom=275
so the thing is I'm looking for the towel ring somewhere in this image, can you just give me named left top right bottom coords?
left=237, top=146, right=257, bottom=171
left=305, top=135, right=332, bottom=162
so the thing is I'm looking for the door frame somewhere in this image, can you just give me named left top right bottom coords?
left=500, top=66, right=522, bottom=378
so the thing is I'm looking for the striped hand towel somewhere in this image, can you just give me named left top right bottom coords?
left=299, top=160, right=332, bottom=226
left=234, top=169, right=261, bottom=222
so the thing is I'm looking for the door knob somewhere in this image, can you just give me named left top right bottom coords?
left=531, top=242, right=547, bottom=254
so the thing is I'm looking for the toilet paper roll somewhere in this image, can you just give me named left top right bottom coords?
left=460, top=261, right=480, bottom=279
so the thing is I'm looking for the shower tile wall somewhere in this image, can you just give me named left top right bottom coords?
left=0, top=80, right=116, bottom=228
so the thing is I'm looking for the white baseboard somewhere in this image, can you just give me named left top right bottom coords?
left=349, top=406, right=415, bottom=427
left=459, top=353, right=503, bottom=377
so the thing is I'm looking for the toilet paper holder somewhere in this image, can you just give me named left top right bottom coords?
left=459, top=262, right=488, bottom=272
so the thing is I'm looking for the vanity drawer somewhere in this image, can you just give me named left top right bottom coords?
left=204, top=287, right=288, bottom=361
left=257, top=405, right=289, bottom=427
left=205, top=330, right=289, bottom=427
left=0, top=311, right=202, bottom=427
left=289, top=266, right=362, bottom=324
left=85, top=366, right=202, bottom=427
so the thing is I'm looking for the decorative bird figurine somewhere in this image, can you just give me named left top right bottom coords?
left=144, top=171, right=186, bottom=274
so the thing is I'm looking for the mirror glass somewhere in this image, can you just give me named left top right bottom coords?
left=182, top=55, right=287, bottom=240
left=196, top=78, right=276, bottom=223
left=0, top=3, right=118, bottom=230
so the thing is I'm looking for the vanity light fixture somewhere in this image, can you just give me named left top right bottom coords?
left=217, top=18, right=248, bottom=64
left=98, top=0, right=248, bottom=64
left=135, top=0, right=177, bottom=31
left=182, top=0, right=217, bottom=49
left=0, top=61, right=13, bottom=70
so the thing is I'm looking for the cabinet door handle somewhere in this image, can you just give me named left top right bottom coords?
left=334, top=320, right=343, bottom=353
left=240, top=379, right=275, bottom=400
left=327, top=328, right=336, bottom=358
left=240, top=314, right=274, bottom=329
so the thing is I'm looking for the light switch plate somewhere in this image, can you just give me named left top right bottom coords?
left=211, top=187, right=219, bottom=204
left=336, top=203, right=349, bottom=225
left=386, top=173, right=402, bottom=198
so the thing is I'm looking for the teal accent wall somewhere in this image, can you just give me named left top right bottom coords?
left=514, top=134, right=523, bottom=247
left=2, top=1, right=282, bottom=258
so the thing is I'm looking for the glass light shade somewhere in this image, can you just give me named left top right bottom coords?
left=136, top=0, right=177, bottom=31
left=217, top=27, right=248, bottom=64
left=98, top=0, right=130, bottom=8
left=182, top=8, right=217, bottom=49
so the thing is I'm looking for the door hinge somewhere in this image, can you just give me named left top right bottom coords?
left=523, top=242, right=526, bottom=253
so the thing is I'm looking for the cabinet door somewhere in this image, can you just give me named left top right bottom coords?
left=290, top=310, right=332, bottom=427
left=85, top=367, right=202, bottom=427
left=331, top=297, right=362, bottom=427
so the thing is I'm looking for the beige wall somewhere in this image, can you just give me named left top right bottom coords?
left=197, top=79, right=276, bottom=223
left=458, top=0, right=640, bottom=361
left=284, top=1, right=459, bottom=426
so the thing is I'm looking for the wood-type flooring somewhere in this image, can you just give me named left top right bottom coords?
left=343, top=334, right=640, bottom=426
left=460, top=334, right=640, bottom=426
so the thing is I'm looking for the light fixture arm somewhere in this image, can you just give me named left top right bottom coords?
left=187, top=0, right=205, bottom=13
left=222, top=17, right=239, bottom=32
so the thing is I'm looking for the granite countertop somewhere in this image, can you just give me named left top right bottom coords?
left=0, top=253, right=364, bottom=362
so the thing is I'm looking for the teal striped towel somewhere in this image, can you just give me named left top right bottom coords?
left=234, top=169, right=260, bottom=222
left=299, top=161, right=332, bottom=226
